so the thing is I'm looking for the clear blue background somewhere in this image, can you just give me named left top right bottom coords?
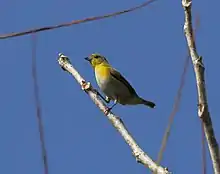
left=1, top=0, right=220, bottom=173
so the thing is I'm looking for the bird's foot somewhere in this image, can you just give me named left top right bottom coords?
left=105, top=96, right=111, bottom=103
left=110, top=100, right=118, bottom=110
left=93, top=90, right=111, bottom=104
left=104, top=100, right=118, bottom=114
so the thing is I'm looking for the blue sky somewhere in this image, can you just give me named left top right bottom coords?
left=1, top=0, right=220, bottom=173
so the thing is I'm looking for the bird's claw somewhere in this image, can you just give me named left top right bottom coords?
left=105, top=96, right=111, bottom=103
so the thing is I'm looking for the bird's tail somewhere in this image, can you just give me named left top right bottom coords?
left=140, top=98, right=156, bottom=108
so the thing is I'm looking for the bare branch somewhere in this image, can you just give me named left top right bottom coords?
left=201, top=122, right=207, bottom=174
left=182, top=0, right=220, bottom=173
left=0, top=0, right=157, bottom=39
left=57, top=53, right=171, bottom=174
left=156, top=53, right=190, bottom=165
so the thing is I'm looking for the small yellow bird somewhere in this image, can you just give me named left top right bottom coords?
left=85, top=53, right=155, bottom=110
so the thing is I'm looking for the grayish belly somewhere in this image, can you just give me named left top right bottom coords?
left=95, top=73, right=135, bottom=105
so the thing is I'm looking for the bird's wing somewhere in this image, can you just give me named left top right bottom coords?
left=110, top=68, right=137, bottom=95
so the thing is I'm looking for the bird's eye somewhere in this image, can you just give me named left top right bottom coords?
left=94, top=55, right=99, bottom=58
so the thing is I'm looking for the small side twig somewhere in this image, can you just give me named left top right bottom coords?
left=182, top=0, right=220, bottom=173
left=57, top=53, right=170, bottom=174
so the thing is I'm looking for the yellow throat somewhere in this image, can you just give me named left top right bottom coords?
left=95, top=63, right=111, bottom=80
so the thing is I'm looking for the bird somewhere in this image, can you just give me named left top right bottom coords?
left=85, top=53, right=155, bottom=110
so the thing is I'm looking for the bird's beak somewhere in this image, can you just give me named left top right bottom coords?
left=84, top=57, right=91, bottom=62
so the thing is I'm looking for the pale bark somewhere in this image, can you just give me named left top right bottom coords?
left=182, top=1, right=220, bottom=173
left=57, top=53, right=170, bottom=174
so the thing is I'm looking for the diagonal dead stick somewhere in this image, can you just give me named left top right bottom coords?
left=156, top=14, right=200, bottom=166
left=57, top=53, right=170, bottom=174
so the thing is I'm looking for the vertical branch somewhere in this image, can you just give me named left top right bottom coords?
left=31, top=34, right=49, bottom=174
left=201, top=122, right=207, bottom=174
left=182, top=0, right=220, bottom=173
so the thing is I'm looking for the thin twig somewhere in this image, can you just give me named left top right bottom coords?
left=156, top=54, right=189, bottom=165
left=0, top=0, right=157, bottom=39
left=57, top=53, right=170, bottom=174
left=182, top=0, right=220, bottom=173
left=156, top=14, right=200, bottom=166
left=31, top=34, right=49, bottom=174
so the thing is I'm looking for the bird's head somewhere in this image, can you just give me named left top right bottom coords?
left=85, top=53, right=109, bottom=68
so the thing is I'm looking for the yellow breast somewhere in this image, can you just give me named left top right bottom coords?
left=95, top=64, right=111, bottom=80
